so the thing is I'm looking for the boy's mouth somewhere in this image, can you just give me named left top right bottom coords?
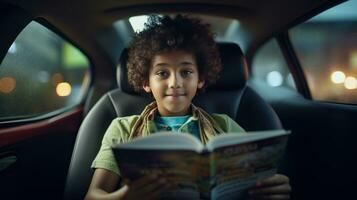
left=165, top=93, right=186, bottom=97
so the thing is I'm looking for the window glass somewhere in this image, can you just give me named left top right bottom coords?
left=251, top=39, right=296, bottom=90
left=122, top=14, right=239, bottom=41
left=290, top=1, right=357, bottom=103
left=0, top=21, right=90, bottom=121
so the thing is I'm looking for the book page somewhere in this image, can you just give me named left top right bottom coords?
left=207, top=130, right=290, bottom=151
left=209, top=131, right=289, bottom=200
left=112, top=132, right=205, bottom=199
left=115, top=149, right=202, bottom=199
left=114, top=132, right=204, bottom=152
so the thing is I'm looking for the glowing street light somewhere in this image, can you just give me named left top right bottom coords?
left=0, top=77, right=16, bottom=93
left=331, top=71, right=345, bottom=84
left=56, top=82, right=72, bottom=96
left=344, top=76, right=357, bottom=90
left=266, top=71, right=283, bottom=87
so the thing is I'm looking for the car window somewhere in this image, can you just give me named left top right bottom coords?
left=0, top=21, right=90, bottom=121
left=251, top=38, right=296, bottom=90
left=289, top=0, right=357, bottom=104
left=122, top=14, right=239, bottom=41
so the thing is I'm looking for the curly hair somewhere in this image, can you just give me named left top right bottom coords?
left=127, top=15, right=222, bottom=92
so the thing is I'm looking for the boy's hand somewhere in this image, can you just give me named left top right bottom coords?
left=248, top=174, right=291, bottom=200
left=116, top=174, right=173, bottom=200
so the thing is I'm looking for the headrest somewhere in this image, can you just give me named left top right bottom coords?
left=117, top=42, right=248, bottom=94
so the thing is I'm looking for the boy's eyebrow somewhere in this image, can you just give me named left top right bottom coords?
left=180, top=61, right=194, bottom=66
left=153, top=63, right=170, bottom=68
left=153, top=61, right=194, bottom=68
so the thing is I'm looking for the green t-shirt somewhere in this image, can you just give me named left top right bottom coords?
left=91, top=113, right=245, bottom=175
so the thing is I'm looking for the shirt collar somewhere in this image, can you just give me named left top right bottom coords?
left=147, top=103, right=199, bottom=122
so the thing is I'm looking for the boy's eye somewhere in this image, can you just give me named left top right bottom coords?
left=156, top=71, right=169, bottom=77
left=181, top=70, right=193, bottom=77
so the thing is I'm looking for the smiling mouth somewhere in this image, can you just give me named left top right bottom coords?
left=165, top=93, right=186, bottom=97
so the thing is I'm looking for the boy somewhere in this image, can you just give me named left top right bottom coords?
left=85, top=15, right=291, bottom=200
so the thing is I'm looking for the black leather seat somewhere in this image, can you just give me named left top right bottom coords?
left=64, top=42, right=283, bottom=200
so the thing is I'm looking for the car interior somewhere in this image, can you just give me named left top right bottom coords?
left=64, top=42, right=283, bottom=199
left=0, top=0, right=355, bottom=200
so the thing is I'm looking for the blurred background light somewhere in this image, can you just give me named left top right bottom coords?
left=52, top=73, right=64, bottom=85
left=266, top=71, right=283, bottom=87
left=0, top=77, right=16, bottom=93
left=344, top=76, right=357, bottom=89
left=349, top=51, right=357, bottom=69
left=129, top=15, right=149, bottom=32
left=56, top=82, right=71, bottom=96
left=331, top=71, right=346, bottom=84
left=286, top=73, right=296, bottom=88
left=37, top=71, right=50, bottom=83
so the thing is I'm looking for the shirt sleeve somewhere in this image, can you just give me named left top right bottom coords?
left=91, top=118, right=131, bottom=176
left=212, top=114, right=246, bottom=133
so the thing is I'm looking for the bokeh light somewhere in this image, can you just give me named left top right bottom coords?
left=266, top=71, right=283, bottom=87
left=56, top=82, right=72, bottom=96
left=344, top=76, right=357, bottom=90
left=331, top=71, right=345, bottom=84
left=0, top=77, right=16, bottom=93
left=52, top=73, right=64, bottom=86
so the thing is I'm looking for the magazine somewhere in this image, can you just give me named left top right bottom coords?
left=112, top=129, right=290, bottom=200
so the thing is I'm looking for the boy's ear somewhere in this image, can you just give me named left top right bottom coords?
left=143, top=85, right=151, bottom=93
left=198, top=79, right=205, bottom=89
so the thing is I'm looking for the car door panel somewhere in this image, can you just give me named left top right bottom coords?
left=271, top=97, right=356, bottom=199
left=0, top=107, right=83, bottom=200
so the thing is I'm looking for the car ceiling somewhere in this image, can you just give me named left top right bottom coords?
left=2, top=0, right=340, bottom=56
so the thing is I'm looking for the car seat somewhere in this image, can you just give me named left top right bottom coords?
left=64, top=42, right=283, bottom=200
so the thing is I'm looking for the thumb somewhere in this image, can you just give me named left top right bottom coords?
left=116, top=185, right=130, bottom=199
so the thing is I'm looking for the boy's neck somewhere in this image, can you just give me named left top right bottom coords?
left=156, top=106, right=192, bottom=117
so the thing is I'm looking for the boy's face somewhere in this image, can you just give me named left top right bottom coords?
left=143, top=51, right=205, bottom=116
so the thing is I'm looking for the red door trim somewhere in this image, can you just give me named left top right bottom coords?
left=0, top=107, right=83, bottom=148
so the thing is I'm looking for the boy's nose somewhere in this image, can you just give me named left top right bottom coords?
left=168, top=73, right=183, bottom=88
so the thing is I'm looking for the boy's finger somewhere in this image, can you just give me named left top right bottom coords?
left=249, top=184, right=291, bottom=195
left=116, top=185, right=130, bottom=199
left=256, top=174, right=289, bottom=187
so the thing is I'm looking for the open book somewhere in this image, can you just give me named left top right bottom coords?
left=112, top=129, right=290, bottom=200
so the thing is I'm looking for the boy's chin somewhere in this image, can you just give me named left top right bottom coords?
left=163, top=106, right=190, bottom=116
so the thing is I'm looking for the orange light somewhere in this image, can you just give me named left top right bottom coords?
left=52, top=73, right=64, bottom=85
left=56, top=82, right=71, bottom=96
left=331, top=71, right=345, bottom=84
left=0, top=77, right=16, bottom=93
